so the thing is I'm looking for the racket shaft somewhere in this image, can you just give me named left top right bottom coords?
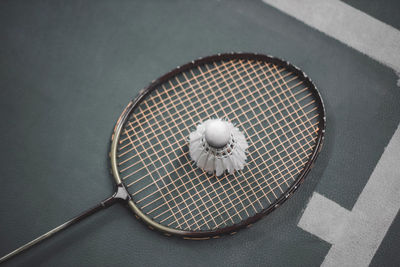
left=0, top=190, right=124, bottom=263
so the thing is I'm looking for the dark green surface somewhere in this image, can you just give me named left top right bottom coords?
left=371, top=211, right=400, bottom=267
left=343, top=0, right=400, bottom=30
left=0, top=0, right=399, bottom=266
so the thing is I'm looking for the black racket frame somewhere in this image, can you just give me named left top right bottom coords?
left=110, top=52, right=326, bottom=239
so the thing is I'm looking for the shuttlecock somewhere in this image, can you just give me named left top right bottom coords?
left=189, top=119, right=249, bottom=176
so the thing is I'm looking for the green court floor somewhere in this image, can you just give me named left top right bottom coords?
left=0, top=1, right=399, bottom=266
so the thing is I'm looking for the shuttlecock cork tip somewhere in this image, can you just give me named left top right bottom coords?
left=205, top=119, right=230, bottom=148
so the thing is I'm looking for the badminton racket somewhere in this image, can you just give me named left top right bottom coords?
left=0, top=53, right=326, bottom=263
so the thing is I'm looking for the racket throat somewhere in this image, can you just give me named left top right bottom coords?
left=108, top=183, right=131, bottom=204
left=100, top=183, right=131, bottom=207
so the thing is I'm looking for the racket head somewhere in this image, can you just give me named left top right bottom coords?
left=110, top=53, right=326, bottom=238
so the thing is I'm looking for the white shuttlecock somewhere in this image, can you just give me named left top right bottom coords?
left=189, top=119, right=249, bottom=176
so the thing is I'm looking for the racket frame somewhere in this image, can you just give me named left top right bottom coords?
left=109, top=52, right=326, bottom=238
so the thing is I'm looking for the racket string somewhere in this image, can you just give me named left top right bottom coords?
left=269, top=63, right=317, bottom=156
left=117, top=58, right=320, bottom=230
left=124, top=121, right=188, bottom=227
left=123, top=79, right=315, bottom=193
left=154, top=74, right=230, bottom=228
left=118, top=66, right=295, bottom=176
left=118, top=60, right=266, bottom=152
left=178, top=67, right=243, bottom=225
left=127, top=113, right=316, bottom=230
left=209, top=61, right=270, bottom=210
left=127, top=118, right=206, bottom=229
left=119, top=61, right=264, bottom=156
left=153, top=113, right=318, bottom=228
left=225, top=60, right=292, bottom=196
left=126, top=93, right=318, bottom=229
left=144, top=61, right=252, bottom=228
left=126, top=99, right=318, bottom=230
left=166, top=60, right=316, bottom=228
left=196, top=62, right=257, bottom=218
left=178, top=120, right=318, bottom=230
left=243, top=60, right=314, bottom=191
left=118, top=60, right=279, bottom=149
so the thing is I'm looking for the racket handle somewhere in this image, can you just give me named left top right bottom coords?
left=0, top=184, right=130, bottom=264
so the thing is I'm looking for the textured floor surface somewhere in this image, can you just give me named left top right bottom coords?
left=0, top=1, right=399, bottom=266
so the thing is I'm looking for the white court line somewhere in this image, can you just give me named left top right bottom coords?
left=263, top=0, right=400, bottom=72
left=298, top=124, right=400, bottom=266
left=261, top=1, right=400, bottom=265
left=298, top=193, right=351, bottom=245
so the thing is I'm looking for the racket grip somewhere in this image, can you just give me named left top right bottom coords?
left=0, top=184, right=130, bottom=264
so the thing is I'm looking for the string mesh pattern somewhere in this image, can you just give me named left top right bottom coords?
left=116, top=58, right=321, bottom=232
